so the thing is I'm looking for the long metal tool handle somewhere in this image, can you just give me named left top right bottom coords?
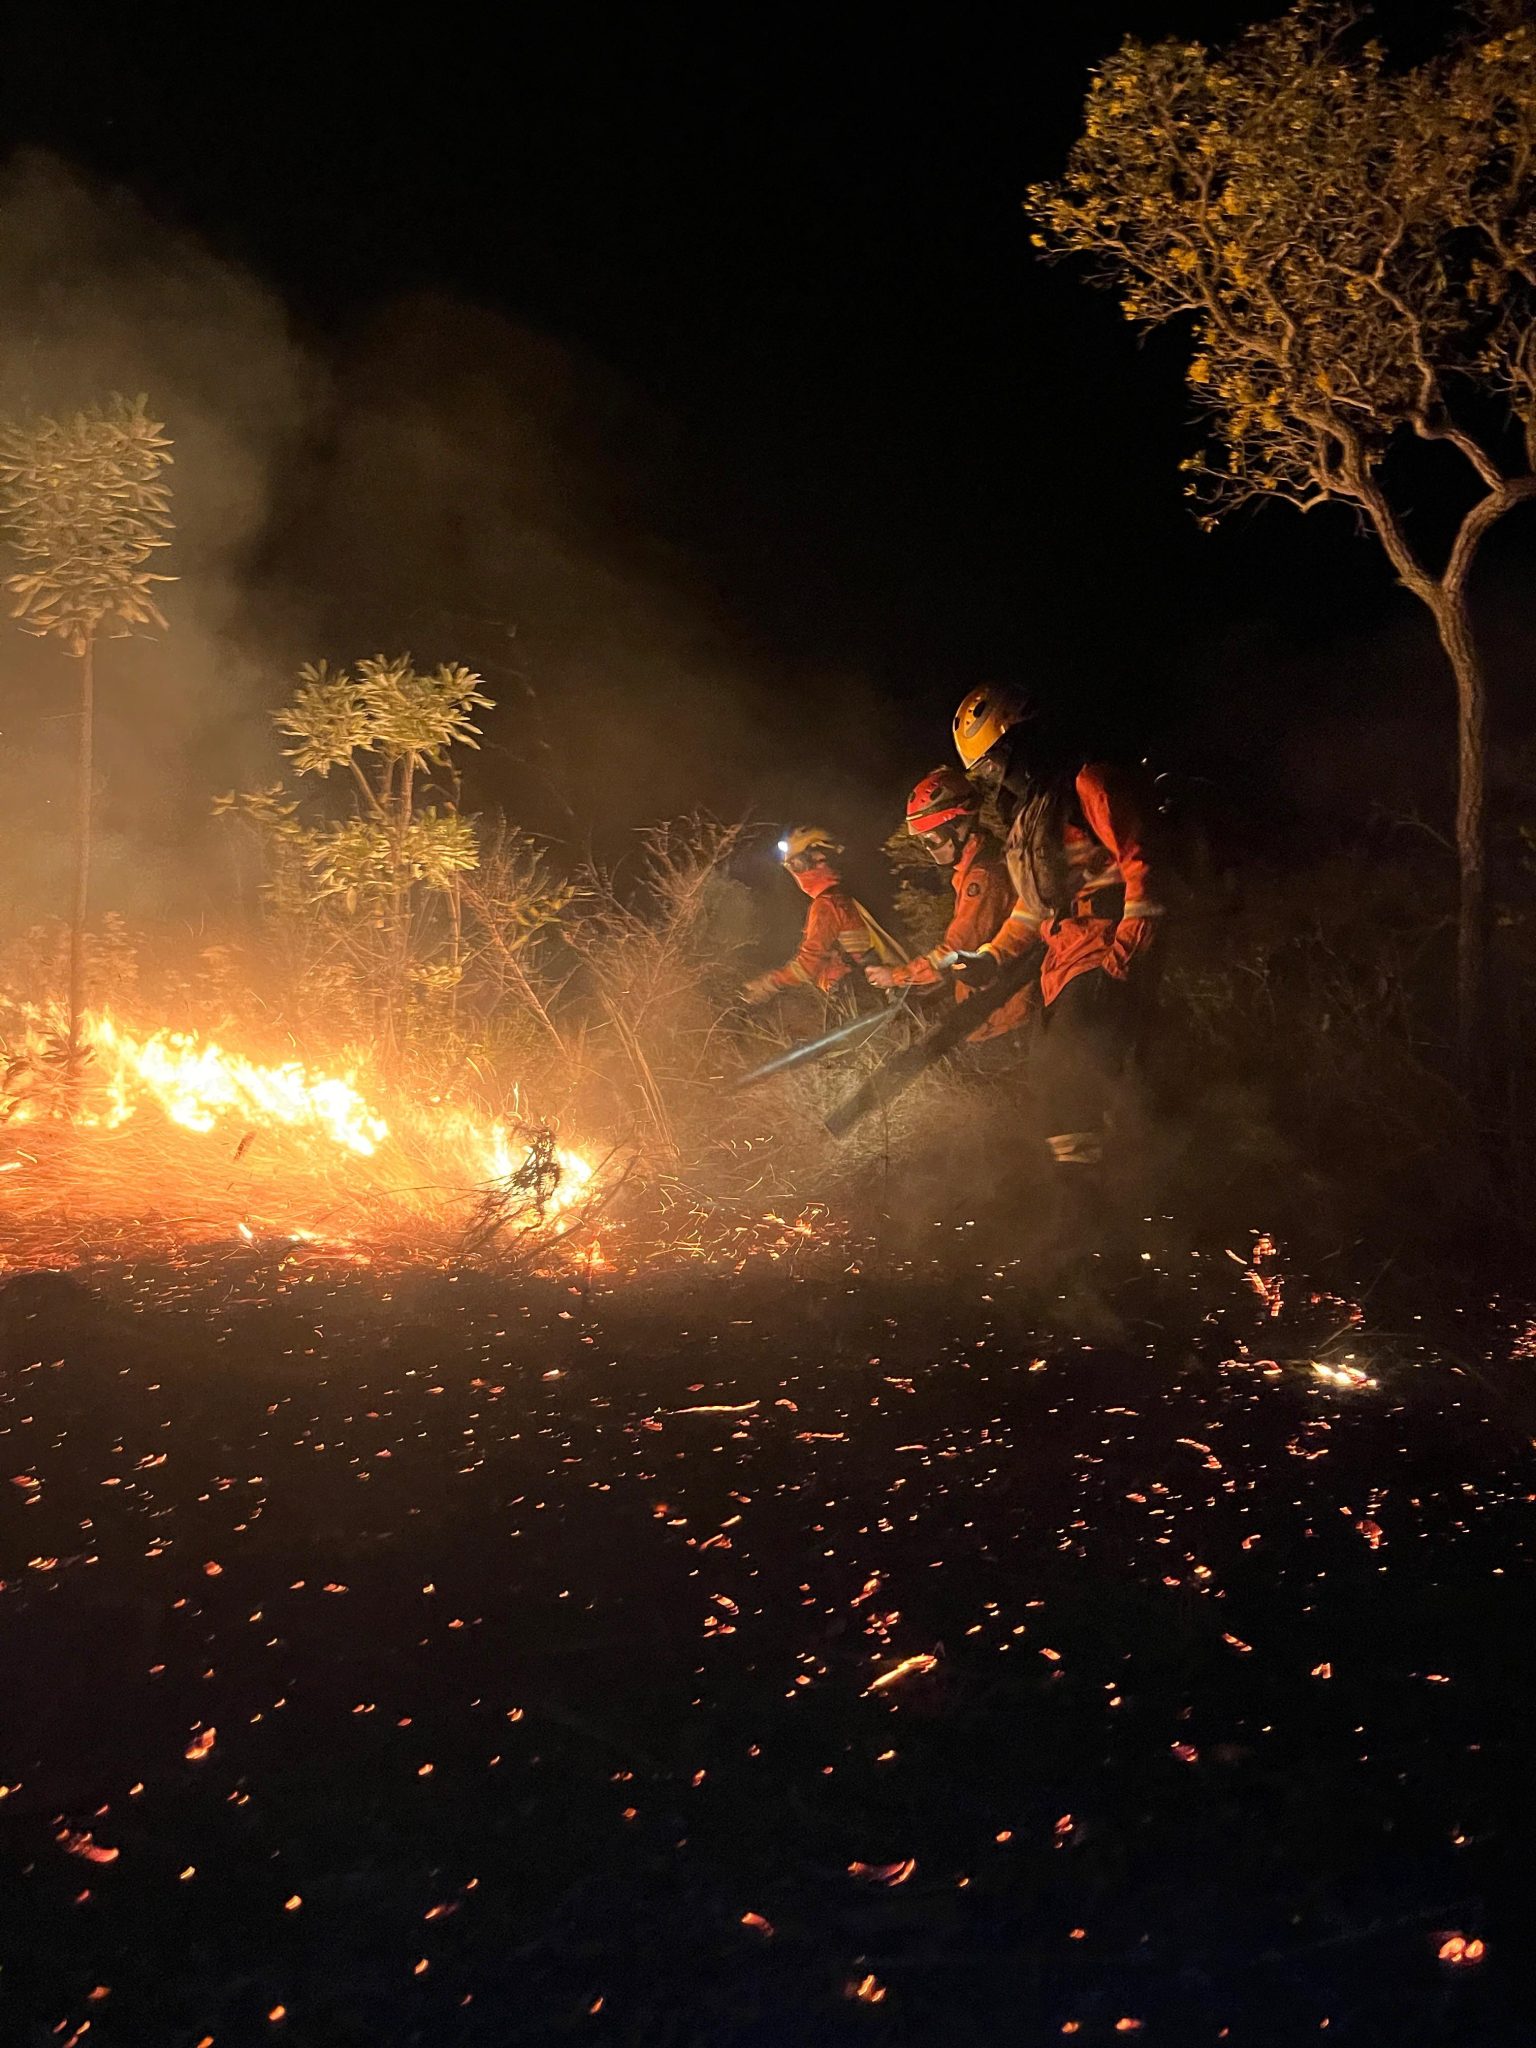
left=822, top=956, right=1035, bottom=1138
left=728, top=995, right=916, bottom=1095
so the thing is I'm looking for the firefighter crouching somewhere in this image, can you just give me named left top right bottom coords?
left=946, top=686, right=1163, bottom=1179
left=740, top=826, right=906, bottom=1006
left=864, top=767, right=1033, bottom=1043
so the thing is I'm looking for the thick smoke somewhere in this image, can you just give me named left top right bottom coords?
left=0, top=153, right=902, bottom=961
left=0, top=151, right=318, bottom=928
left=281, top=295, right=792, bottom=851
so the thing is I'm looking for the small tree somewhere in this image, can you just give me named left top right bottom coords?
left=0, top=395, right=173, bottom=1057
left=218, top=655, right=571, bottom=1052
left=1028, top=3, right=1536, bottom=1069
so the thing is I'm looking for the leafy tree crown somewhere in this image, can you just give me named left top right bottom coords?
left=0, top=393, right=174, bottom=651
left=276, top=655, right=492, bottom=780
left=1027, top=4, right=1536, bottom=534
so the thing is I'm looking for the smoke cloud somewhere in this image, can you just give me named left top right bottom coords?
left=0, top=151, right=318, bottom=928
left=0, top=151, right=910, bottom=962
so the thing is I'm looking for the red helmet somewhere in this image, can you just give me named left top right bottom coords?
left=906, top=765, right=979, bottom=836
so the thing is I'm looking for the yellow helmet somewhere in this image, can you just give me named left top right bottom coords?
left=952, top=684, right=1034, bottom=771
left=777, top=825, right=843, bottom=865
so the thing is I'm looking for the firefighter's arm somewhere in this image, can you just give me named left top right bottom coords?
left=867, top=948, right=945, bottom=992
left=766, top=894, right=845, bottom=990
left=1077, top=764, right=1163, bottom=980
left=743, top=898, right=839, bottom=1001
left=948, top=900, right=1043, bottom=985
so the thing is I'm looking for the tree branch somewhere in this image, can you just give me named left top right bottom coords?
left=1324, top=238, right=1512, bottom=494
left=348, top=756, right=385, bottom=819
left=1410, top=412, right=1508, bottom=494
left=1443, top=473, right=1536, bottom=599
left=1328, top=423, right=1438, bottom=603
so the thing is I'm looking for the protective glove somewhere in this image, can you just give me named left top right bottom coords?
left=945, top=948, right=999, bottom=989
left=864, top=964, right=900, bottom=991
left=739, top=972, right=780, bottom=1006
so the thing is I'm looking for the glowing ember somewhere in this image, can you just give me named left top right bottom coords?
left=1438, top=1934, right=1486, bottom=1965
left=1311, top=1358, right=1377, bottom=1391
left=864, top=1652, right=938, bottom=1694
left=56, top=1831, right=118, bottom=1865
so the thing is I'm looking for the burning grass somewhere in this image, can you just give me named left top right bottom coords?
left=0, top=813, right=1033, bottom=1283
left=0, top=1008, right=603, bottom=1270
left=0, top=999, right=885, bottom=1285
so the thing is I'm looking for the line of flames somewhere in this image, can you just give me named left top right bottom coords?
left=0, top=1010, right=595, bottom=1244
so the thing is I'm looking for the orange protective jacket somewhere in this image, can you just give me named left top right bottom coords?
left=980, top=762, right=1163, bottom=1007
left=884, top=831, right=1033, bottom=1041
left=766, top=868, right=887, bottom=991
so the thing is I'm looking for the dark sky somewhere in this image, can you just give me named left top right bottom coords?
left=0, top=0, right=1528, bottom=863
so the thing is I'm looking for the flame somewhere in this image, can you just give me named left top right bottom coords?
left=90, top=1015, right=390, bottom=1155
left=0, top=1008, right=597, bottom=1254
left=83, top=1016, right=592, bottom=1203
left=0, top=1006, right=852, bottom=1274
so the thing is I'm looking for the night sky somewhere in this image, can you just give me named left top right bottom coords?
left=1, top=0, right=1530, bottom=862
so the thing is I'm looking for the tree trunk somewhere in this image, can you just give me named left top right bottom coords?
left=66, top=636, right=95, bottom=1066
left=390, top=753, right=417, bottom=1048
left=1431, top=593, right=1487, bottom=1083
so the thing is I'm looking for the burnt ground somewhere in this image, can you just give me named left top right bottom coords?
left=2, top=1229, right=1536, bottom=2046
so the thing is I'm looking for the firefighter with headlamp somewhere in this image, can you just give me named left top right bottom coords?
left=863, top=767, right=1033, bottom=1042
left=740, top=826, right=905, bottom=1004
left=945, top=684, right=1163, bottom=1175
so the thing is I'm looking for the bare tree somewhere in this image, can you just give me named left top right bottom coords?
left=0, top=395, right=173, bottom=1058
left=1029, top=3, right=1536, bottom=1068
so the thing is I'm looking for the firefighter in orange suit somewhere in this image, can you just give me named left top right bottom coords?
left=946, top=686, right=1163, bottom=1172
left=864, top=767, right=1034, bottom=1042
left=740, top=827, right=905, bottom=1004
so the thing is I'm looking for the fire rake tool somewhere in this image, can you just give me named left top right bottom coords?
left=822, top=954, right=1036, bottom=1137
left=728, top=996, right=918, bottom=1094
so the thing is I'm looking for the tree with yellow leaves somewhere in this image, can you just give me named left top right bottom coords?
left=1029, top=2, right=1536, bottom=1068
left=0, top=395, right=173, bottom=1059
